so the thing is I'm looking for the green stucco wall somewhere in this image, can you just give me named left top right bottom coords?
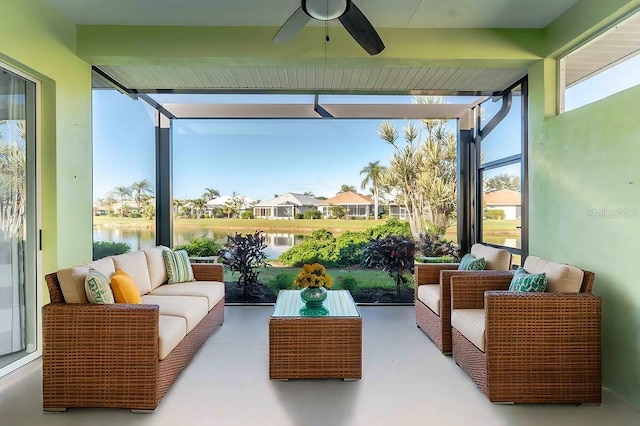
left=528, top=63, right=640, bottom=408
left=0, top=0, right=93, bottom=298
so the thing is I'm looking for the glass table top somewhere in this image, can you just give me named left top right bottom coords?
left=271, top=290, right=360, bottom=318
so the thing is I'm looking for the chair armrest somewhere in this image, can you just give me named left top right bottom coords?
left=192, top=263, right=224, bottom=281
left=484, top=292, right=602, bottom=378
left=450, top=272, right=514, bottom=310
left=414, top=263, right=459, bottom=296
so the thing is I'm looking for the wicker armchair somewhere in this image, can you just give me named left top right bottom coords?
left=450, top=266, right=601, bottom=404
left=414, top=244, right=512, bottom=353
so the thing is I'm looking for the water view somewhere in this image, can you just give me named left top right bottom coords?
left=93, top=225, right=520, bottom=258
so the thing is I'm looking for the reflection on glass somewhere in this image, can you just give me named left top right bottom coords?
left=480, top=90, right=522, bottom=164
left=481, top=164, right=521, bottom=250
left=299, top=305, right=330, bottom=316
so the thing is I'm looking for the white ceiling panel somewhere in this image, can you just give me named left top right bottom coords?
left=95, top=64, right=526, bottom=93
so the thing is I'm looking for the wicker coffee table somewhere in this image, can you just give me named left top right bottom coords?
left=269, top=290, right=362, bottom=380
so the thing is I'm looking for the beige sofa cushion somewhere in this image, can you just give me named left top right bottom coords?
left=417, top=285, right=440, bottom=316
left=451, top=309, right=486, bottom=352
left=523, top=256, right=584, bottom=293
left=112, top=251, right=153, bottom=295
left=470, top=244, right=511, bottom=271
left=143, top=246, right=170, bottom=290
left=57, top=257, right=116, bottom=303
left=149, top=282, right=225, bottom=310
left=141, top=295, right=208, bottom=332
left=158, top=315, right=187, bottom=360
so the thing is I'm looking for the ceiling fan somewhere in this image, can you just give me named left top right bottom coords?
left=273, top=0, right=385, bottom=55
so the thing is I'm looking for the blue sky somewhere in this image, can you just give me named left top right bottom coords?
left=93, top=92, right=523, bottom=202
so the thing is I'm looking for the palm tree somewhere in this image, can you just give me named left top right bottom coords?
left=131, top=179, right=154, bottom=209
left=360, top=161, right=386, bottom=220
left=337, top=184, right=356, bottom=195
left=202, top=187, right=220, bottom=201
left=113, top=186, right=132, bottom=217
left=192, top=198, right=206, bottom=219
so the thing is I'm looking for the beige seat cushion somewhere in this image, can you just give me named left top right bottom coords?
left=451, top=309, right=486, bottom=352
left=112, top=251, right=153, bottom=295
left=141, top=295, right=208, bottom=332
left=149, top=282, right=225, bottom=310
left=143, top=246, right=170, bottom=290
left=523, top=256, right=584, bottom=293
left=57, top=257, right=116, bottom=303
left=158, top=315, right=187, bottom=360
left=417, top=285, right=440, bottom=316
left=470, top=244, right=512, bottom=271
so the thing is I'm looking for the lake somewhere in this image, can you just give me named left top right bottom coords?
left=93, top=225, right=521, bottom=258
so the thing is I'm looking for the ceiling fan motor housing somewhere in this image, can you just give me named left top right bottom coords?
left=303, top=0, right=349, bottom=21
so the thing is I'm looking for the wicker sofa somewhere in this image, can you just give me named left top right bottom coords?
left=42, top=246, right=225, bottom=412
left=450, top=256, right=601, bottom=403
left=414, top=244, right=512, bottom=353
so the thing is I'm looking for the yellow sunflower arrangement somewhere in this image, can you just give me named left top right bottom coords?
left=294, top=263, right=333, bottom=289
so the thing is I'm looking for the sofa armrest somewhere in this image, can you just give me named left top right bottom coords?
left=191, top=263, right=224, bottom=282
left=450, top=272, right=514, bottom=310
left=42, top=303, right=160, bottom=407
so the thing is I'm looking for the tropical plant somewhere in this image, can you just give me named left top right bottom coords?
left=379, top=96, right=457, bottom=239
left=113, top=185, right=132, bottom=217
left=338, top=274, right=358, bottom=294
left=330, top=205, right=348, bottom=219
left=140, top=201, right=156, bottom=220
left=294, top=263, right=333, bottom=289
left=415, top=231, right=459, bottom=260
left=360, top=161, right=386, bottom=220
left=361, top=235, right=416, bottom=296
left=338, top=184, right=356, bottom=194
left=241, top=210, right=255, bottom=219
left=202, top=187, right=220, bottom=201
left=220, top=231, right=269, bottom=297
left=192, top=198, right=207, bottom=219
left=131, top=179, right=154, bottom=209
left=174, top=237, right=223, bottom=257
left=93, top=241, right=131, bottom=260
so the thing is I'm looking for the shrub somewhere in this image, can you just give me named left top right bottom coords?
left=128, top=212, right=142, bottom=218
left=330, top=205, right=348, bottom=219
left=220, top=231, right=270, bottom=297
left=303, top=210, right=322, bottom=219
left=241, top=210, right=255, bottom=219
left=267, top=273, right=295, bottom=294
left=93, top=241, right=131, bottom=260
left=415, top=231, right=459, bottom=260
left=278, top=229, right=369, bottom=267
left=294, top=213, right=304, bottom=219
left=363, top=218, right=412, bottom=239
left=333, top=231, right=369, bottom=266
left=174, top=237, right=223, bottom=257
left=362, top=235, right=415, bottom=296
left=485, top=209, right=505, bottom=220
left=338, top=274, right=358, bottom=294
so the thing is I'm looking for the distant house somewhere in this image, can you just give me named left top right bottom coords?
left=253, top=193, right=320, bottom=219
left=316, top=191, right=380, bottom=218
left=205, top=195, right=254, bottom=217
left=484, top=189, right=521, bottom=220
left=387, top=204, right=409, bottom=220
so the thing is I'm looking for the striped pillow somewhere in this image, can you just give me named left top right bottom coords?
left=163, top=249, right=195, bottom=284
left=84, top=267, right=115, bottom=304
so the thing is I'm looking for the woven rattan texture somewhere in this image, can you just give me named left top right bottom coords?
left=191, top=263, right=224, bottom=282
left=415, top=300, right=446, bottom=353
left=42, top=269, right=224, bottom=411
left=451, top=270, right=602, bottom=404
left=269, top=317, right=362, bottom=380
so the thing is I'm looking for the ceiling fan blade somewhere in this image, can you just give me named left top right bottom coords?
left=338, top=2, right=385, bottom=55
left=273, top=7, right=311, bottom=43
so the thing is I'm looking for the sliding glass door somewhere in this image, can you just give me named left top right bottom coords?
left=0, top=64, right=38, bottom=374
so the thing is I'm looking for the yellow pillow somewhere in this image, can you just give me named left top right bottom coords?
left=110, top=268, right=142, bottom=304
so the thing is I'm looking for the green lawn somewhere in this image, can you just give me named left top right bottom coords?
left=224, top=266, right=413, bottom=290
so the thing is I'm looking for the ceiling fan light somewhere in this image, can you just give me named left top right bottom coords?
left=303, top=0, right=348, bottom=21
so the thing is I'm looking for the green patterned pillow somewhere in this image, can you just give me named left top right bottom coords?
left=509, top=267, right=548, bottom=292
left=84, top=267, right=115, bottom=304
left=163, top=249, right=195, bottom=284
left=458, top=253, right=486, bottom=271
